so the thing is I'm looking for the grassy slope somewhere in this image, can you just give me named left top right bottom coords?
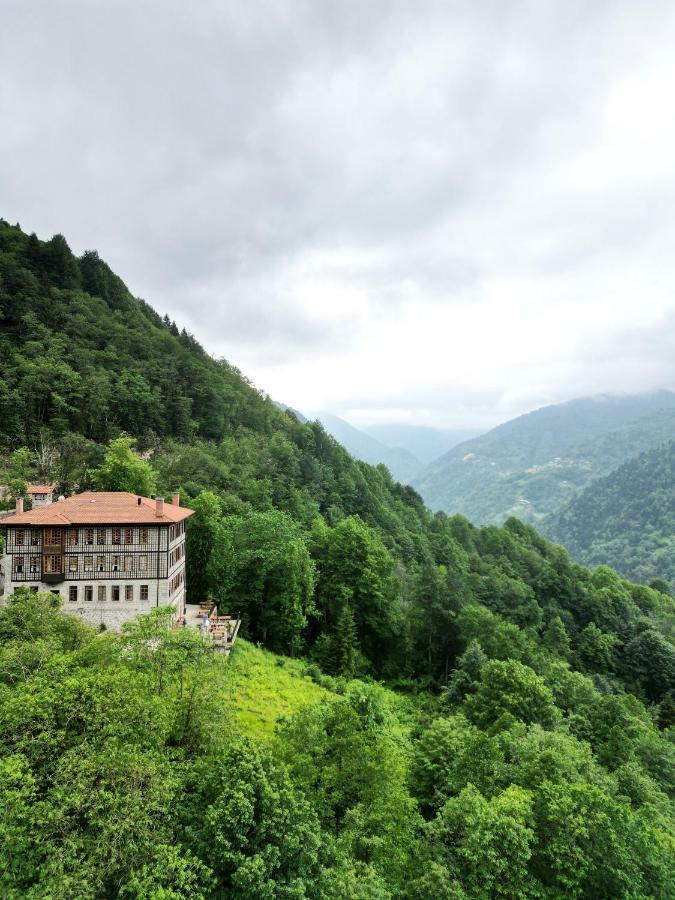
left=214, top=640, right=416, bottom=742
left=216, top=640, right=332, bottom=738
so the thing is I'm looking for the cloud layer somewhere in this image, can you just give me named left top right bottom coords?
left=2, top=0, right=675, bottom=427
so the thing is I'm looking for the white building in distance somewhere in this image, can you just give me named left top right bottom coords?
left=0, top=491, right=193, bottom=629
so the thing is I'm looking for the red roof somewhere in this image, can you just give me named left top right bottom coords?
left=2, top=492, right=193, bottom=526
left=26, top=484, right=54, bottom=494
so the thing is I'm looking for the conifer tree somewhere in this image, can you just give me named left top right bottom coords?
left=543, top=615, right=571, bottom=660
left=333, top=602, right=358, bottom=678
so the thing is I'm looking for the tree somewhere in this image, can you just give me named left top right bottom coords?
left=542, top=615, right=571, bottom=660
left=410, top=559, right=458, bottom=681
left=411, top=714, right=503, bottom=814
left=425, top=784, right=536, bottom=898
left=311, top=516, right=402, bottom=674
left=648, top=578, right=672, bottom=597
left=531, top=781, right=670, bottom=897
left=1, top=446, right=36, bottom=505
left=330, top=599, right=359, bottom=678
left=90, top=436, right=157, bottom=496
left=466, top=659, right=560, bottom=731
left=622, top=629, right=675, bottom=702
left=182, top=739, right=325, bottom=898
left=278, top=683, right=422, bottom=891
left=578, top=622, right=620, bottom=674
left=212, top=510, right=315, bottom=655
left=442, top=640, right=488, bottom=705
left=42, top=233, right=81, bottom=288
left=186, top=491, right=222, bottom=603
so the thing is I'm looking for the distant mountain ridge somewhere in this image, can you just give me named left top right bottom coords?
left=544, top=440, right=675, bottom=588
left=314, top=412, right=423, bottom=484
left=412, top=391, right=675, bottom=525
left=363, top=423, right=483, bottom=465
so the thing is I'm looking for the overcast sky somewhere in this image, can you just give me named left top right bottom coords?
left=2, top=1, right=675, bottom=429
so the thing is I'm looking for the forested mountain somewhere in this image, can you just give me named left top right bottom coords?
left=315, top=411, right=423, bottom=483
left=545, top=441, right=675, bottom=589
left=413, top=394, right=675, bottom=524
left=1, top=219, right=674, bottom=898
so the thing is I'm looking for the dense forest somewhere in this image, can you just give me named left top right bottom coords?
left=1, top=220, right=674, bottom=897
left=545, top=441, right=675, bottom=589
left=413, top=395, right=675, bottom=526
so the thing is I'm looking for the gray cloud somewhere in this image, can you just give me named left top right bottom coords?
left=2, top=0, right=675, bottom=426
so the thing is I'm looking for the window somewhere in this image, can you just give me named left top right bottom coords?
left=69, top=529, right=78, bottom=546
left=68, top=557, right=78, bottom=573
left=140, top=584, right=149, bottom=602
left=112, top=585, right=120, bottom=602
left=124, top=555, right=132, bottom=572
left=112, top=528, right=121, bottom=545
left=140, top=528, right=148, bottom=545
left=85, top=528, right=94, bottom=545
left=30, top=555, right=39, bottom=573
left=97, top=528, right=105, bottom=545
left=31, top=529, right=39, bottom=545
left=112, top=555, right=119, bottom=572
left=44, top=554, right=62, bottom=574
left=124, top=527, right=133, bottom=544
left=98, top=585, right=106, bottom=602
left=85, top=585, right=93, bottom=602
left=16, top=529, right=25, bottom=546
left=125, top=585, right=133, bottom=602
left=84, top=556, right=93, bottom=571
left=13, top=556, right=24, bottom=574
left=139, top=555, right=147, bottom=572
left=69, top=585, right=77, bottom=602
left=97, top=555, right=105, bottom=572
left=44, top=528, right=62, bottom=547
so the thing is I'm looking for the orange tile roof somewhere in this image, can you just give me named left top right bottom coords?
left=2, top=492, right=194, bottom=526
left=26, top=484, right=54, bottom=494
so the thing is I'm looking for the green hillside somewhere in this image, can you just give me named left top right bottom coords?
left=1, top=589, right=674, bottom=898
left=413, top=395, right=675, bottom=524
left=1, top=219, right=674, bottom=898
left=545, top=441, right=675, bottom=588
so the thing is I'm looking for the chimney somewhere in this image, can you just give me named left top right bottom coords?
left=15, top=497, right=24, bottom=514
left=171, top=491, right=180, bottom=507
left=155, top=496, right=164, bottom=518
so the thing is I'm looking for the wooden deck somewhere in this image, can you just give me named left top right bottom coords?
left=184, top=602, right=241, bottom=654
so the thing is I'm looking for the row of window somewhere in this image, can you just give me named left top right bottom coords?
left=14, top=526, right=157, bottom=547
left=68, top=584, right=150, bottom=603
left=169, top=543, right=185, bottom=568
left=169, top=569, right=185, bottom=596
left=169, top=520, right=186, bottom=542
left=13, top=554, right=154, bottom=575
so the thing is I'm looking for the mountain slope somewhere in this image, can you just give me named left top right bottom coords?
left=316, top=411, right=423, bottom=483
left=544, top=441, right=675, bottom=588
left=413, top=394, right=675, bottom=524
